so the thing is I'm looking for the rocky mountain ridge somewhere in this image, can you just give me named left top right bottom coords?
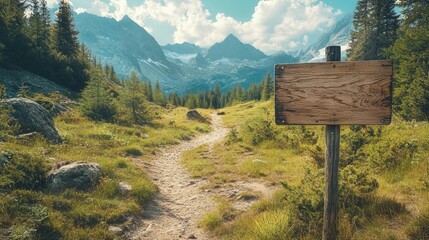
left=74, top=12, right=352, bottom=94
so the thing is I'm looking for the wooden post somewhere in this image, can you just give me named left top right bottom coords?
left=323, top=46, right=341, bottom=240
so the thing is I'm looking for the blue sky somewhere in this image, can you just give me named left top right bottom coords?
left=202, top=0, right=357, bottom=22
left=48, top=0, right=358, bottom=53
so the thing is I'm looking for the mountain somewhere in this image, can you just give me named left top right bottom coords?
left=74, top=13, right=183, bottom=91
left=300, top=13, right=353, bottom=62
left=206, top=34, right=267, bottom=61
left=163, top=34, right=297, bottom=93
left=162, top=43, right=202, bottom=54
left=73, top=13, right=298, bottom=94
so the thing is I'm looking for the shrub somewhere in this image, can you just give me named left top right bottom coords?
left=122, top=146, right=143, bottom=157
left=407, top=210, right=429, bottom=240
left=0, top=152, right=48, bottom=191
left=250, top=210, right=291, bottom=240
left=367, top=138, right=418, bottom=172
left=279, top=126, right=318, bottom=151
left=244, top=118, right=277, bottom=146
left=0, top=190, right=59, bottom=240
left=0, top=105, right=17, bottom=139
left=0, top=83, right=6, bottom=100
left=279, top=164, right=380, bottom=239
left=131, top=179, right=157, bottom=206
left=306, top=145, right=324, bottom=168
left=200, top=202, right=235, bottom=231
left=225, top=128, right=241, bottom=145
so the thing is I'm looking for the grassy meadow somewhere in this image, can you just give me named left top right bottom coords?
left=0, top=100, right=211, bottom=239
left=182, top=100, right=429, bottom=240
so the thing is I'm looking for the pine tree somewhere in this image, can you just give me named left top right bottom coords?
left=118, top=72, right=151, bottom=125
left=261, top=73, right=272, bottom=101
left=55, top=0, right=79, bottom=58
left=40, top=0, right=50, bottom=46
left=0, top=0, right=28, bottom=65
left=28, top=0, right=41, bottom=46
left=153, top=80, right=166, bottom=107
left=80, top=67, right=116, bottom=121
left=145, top=81, right=153, bottom=102
left=0, top=84, right=7, bottom=100
left=348, top=0, right=398, bottom=60
left=391, top=0, right=429, bottom=120
left=186, top=94, right=198, bottom=109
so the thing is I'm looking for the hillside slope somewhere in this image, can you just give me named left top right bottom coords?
left=0, top=68, right=75, bottom=98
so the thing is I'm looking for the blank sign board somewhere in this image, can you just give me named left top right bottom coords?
left=275, top=61, right=393, bottom=125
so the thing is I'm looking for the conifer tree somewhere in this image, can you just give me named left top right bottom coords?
left=348, top=0, right=398, bottom=60
left=0, top=0, right=28, bottom=65
left=145, top=81, right=153, bottom=102
left=80, top=67, right=116, bottom=121
left=55, top=0, right=78, bottom=58
left=391, top=0, right=429, bottom=120
left=261, top=73, right=272, bottom=101
left=153, top=80, right=166, bottom=107
left=118, top=72, right=151, bottom=125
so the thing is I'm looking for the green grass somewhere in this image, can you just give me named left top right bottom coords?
left=0, top=104, right=210, bottom=239
left=183, top=100, right=429, bottom=240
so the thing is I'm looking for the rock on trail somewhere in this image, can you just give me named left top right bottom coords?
left=130, top=112, right=229, bottom=240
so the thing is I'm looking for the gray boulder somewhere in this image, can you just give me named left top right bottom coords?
left=48, top=162, right=102, bottom=192
left=186, top=110, right=206, bottom=122
left=34, top=99, right=69, bottom=117
left=0, top=98, right=62, bottom=143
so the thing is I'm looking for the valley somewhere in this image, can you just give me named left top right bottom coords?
left=1, top=0, right=428, bottom=239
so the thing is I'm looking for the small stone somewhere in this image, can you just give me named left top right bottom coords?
left=204, top=189, right=211, bottom=193
left=189, top=181, right=196, bottom=185
left=188, top=234, right=197, bottom=239
left=108, top=226, right=123, bottom=236
left=118, top=182, right=132, bottom=195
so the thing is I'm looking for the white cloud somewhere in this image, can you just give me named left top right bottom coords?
left=70, top=0, right=341, bottom=53
left=75, top=7, right=87, bottom=14
left=303, top=35, right=309, bottom=45
left=46, top=0, right=57, bottom=7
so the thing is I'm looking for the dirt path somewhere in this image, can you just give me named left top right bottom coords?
left=129, top=112, right=230, bottom=240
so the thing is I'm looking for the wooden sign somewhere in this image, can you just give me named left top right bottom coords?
left=275, top=60, right=393, bottom=125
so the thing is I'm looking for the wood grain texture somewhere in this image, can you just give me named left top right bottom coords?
left=275, top=61, right=393, bottom=125
left=323, top=125, right=340, bottom=240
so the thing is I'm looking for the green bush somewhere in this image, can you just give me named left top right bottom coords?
left=279, top=164, right=380, bottom=239
left=0, top=152, right=48, bottom=191
left=225, top=128, right=241, bottom=146
left=0, top=105, right=17, bottom=139
left=131, top=179, right=157, bottom=206
left=123, top=146, right=143, bottom=157
left=367, top=138, right=418, bottom=172
left=279, top=126, right=318, bottom=151
left=250, top=210, right=291, bottom=240
left=0, top=190, right=59, bottom=240
left=200, top=201, right=235, bottom=231
left=407, top=210, right=429, bottom=240
left=244, top=118, right=277, bottom=146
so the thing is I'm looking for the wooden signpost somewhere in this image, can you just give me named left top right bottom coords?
left=274, top=46, right=393, bottom=240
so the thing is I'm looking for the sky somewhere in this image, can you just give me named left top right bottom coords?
left=47, top=0, right=358, bottom=54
